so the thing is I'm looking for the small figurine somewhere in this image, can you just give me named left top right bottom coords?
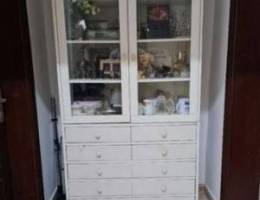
left=138, top=49, right=156, bottom=79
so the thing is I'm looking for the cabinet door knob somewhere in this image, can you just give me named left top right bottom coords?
left=162, top=168, right=168, bottom=175
left=97, top=169, right=103, bottom=177
left=97, top=189, right=103, bottom=195
left=96, top=152, right=102, bottom=159
left=95, top=135, right=101, bottom=141
left=161, top=185, right=167, bottom=193
left=161, top=150, right=168, bottom=157
left=161, top=132, right=168, bottom=139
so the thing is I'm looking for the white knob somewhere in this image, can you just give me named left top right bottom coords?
left=95, top=135, right=101, bottom=141
left=96, top=152, right=102, bottom=159
left=162, top=168, right=168, bottom=175
left=161, top=150, right=168, bottom=157
left=161, top=132, right=168, bottom=139
left=97, top=189, right=103, bottom=195
left=161, top=185, right=167, bottom=193
left=97, top=170, right=103, bottom=177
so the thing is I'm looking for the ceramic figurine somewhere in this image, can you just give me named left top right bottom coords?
left=138, top=49, right=156, bottom=79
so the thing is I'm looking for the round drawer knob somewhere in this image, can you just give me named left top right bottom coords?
left=161, top=150, right=168, bottom=157
left=95, top=135, right=101, bottom=141
left=97, top=170, right=103, bottom=177
left=96, top=152, right=102, bottom=159
left=162, top=168, right=168, bottom=175
left=161, top=132, right=168, bottom=139
left=97, top=189, right=103, bottom=195
left=161, top=185, right=167, bottom=193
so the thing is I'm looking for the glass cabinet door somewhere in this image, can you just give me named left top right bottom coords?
left=56, top=0, right=129, bottom=122
left=129, top=0, right=201, bottom=122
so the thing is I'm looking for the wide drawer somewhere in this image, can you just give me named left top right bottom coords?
left=132, top=179, right=195, bottom=196
left=66, top=145, right=131, bottom=161
left=132, top=144, right=196, bottom=160
left=68, top=163, right=132, bottom=179
left=69, top=198, right=194, bottom=200
left=68, top=180, right=131, bottom=197
left=132, top=125, right=196, bottom=142
left=65, top=126, right=130, bottom=143
left=133, top=161, right=196, bottom=178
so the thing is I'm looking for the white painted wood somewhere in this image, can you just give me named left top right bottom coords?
left=65, top=126, right=130, bottom=143
left=138, top=78, right=190, bottom=83
left=54, top=0, right=130, bottom=123
left=69, top=198, right=194, bottom=200
left=68, top=180, right=132, bottom=197
left=52, top=0, right=203, bottom=198
left=67, top=40, right=120, bottom=44
left=132, top=125, right=197, bottom=142
left=68, top=163, right=132, bottom=179
left=138, top=38, right=191, bottom=43
left=132, top=144, right=196, bottom=160
left=128, top=0, right=202, bottom=123
left=132, top=179, right=195, bottom=196
left=132, top=161, right=196, bottom=178
left=66, top=145, right=131, bottom=161
left=69, top=79, right=121, bottom=84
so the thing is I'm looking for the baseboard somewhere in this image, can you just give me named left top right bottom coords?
left=49, top=187, right=58, bottom=200
left=199, top=184, right=217, bottom=200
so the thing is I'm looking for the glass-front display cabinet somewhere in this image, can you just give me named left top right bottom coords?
left=54, top=0, right=201, bottom=123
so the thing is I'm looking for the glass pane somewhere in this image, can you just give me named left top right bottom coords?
left=71, top=83, right=122, bottom=116
left=138, top=82, right=190, bottom=115
left=138, top=41, right=190, bottom=79
left=137, top=0, right=191, bottom=39
left=64, top=0, right=120, bottom=40
left=68, top=43, right=121, bottom=79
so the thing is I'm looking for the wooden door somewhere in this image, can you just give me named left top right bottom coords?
left=0, top=0, right=43, bottom=199
left=221, top=0, right=260, bottom=199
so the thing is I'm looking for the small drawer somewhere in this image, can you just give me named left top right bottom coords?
left=68, top=163, right=132, bottom=179
left=65, top=126, right=130, bottom=143
left=132, top=144, right=196, bottom=160
left=132, top=179, right=195, bottom=196
left=68, top=180, right=131, bottom=197
left=133, top=161, right=196, bottom=178
left=66, top=145, right=131, bottom=161
left=132, top=125, right=196, bottom=142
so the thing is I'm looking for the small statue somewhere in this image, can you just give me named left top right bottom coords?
left=138, top=49, right=156, bottom=79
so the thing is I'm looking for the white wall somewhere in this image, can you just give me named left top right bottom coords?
left=199, top=0, right=216, bottom=184
left=26, top=0, right=58, bottom=199
left=204, top=0, right=231, bottom=199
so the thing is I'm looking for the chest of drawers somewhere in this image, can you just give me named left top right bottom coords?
left=64, top=124, right=198, bottom=200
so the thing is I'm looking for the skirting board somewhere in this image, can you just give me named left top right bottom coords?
left=199, top=184, right=217, bottom=200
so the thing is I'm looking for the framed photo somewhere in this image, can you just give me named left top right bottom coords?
left=147, top=5, right=170, bottom=38
left=100, top=59, right=121, bottom=79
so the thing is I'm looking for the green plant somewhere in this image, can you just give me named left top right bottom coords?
left=74, top=0, right=100, bottom=16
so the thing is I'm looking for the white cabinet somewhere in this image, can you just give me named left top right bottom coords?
left=52, top=0, right=202, bottom=199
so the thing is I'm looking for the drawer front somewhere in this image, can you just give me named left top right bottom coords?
left=68, top=180, right=131, bottom=197
left=65, top=127, right=130, bottom=143
left=68, top=163, right=132, bottom=179
left=69, top=198, right=194, bottom=200
left=132, top=125, right=196, bottom=142
left=132, top=179, right=195, bottom=196
left=66, top=145, right=131, bottom=161
left=133, top=162, right=196, bottom=178
left=132, top=144, right=196, bottom=160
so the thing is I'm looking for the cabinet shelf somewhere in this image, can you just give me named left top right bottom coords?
left=138, top=78, right=190, bottom=83
left=137, top=37, right=191, bottom=43
left=67, top=40, right=120, bottom=44
left=69, top=79, right=121, bottom=84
